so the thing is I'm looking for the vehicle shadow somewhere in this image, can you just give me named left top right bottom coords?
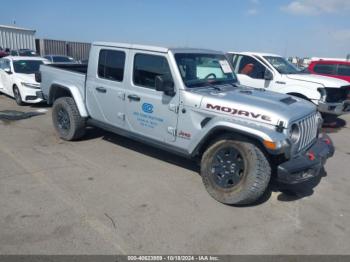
left=29, top=103, right=51, bottom=109
left=234, top=170, right=326, bottom=207
left=84, top=126, right=199, bottom=172
left=322, top=117, right=347, bottom=134
left=274, top=168, right=326, bottom=202
left=84, top=126, right=328, bottom=207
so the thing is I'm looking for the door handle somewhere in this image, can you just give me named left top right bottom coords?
left=127, top=94, right=141, bottom=101
left=96, top=87, right=107, bottom=93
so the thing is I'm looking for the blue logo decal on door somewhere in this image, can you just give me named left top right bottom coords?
left=142, top=103, right=154, bottom=114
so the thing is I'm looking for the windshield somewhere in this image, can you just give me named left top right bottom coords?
left=53, top=56, right=75, bottom=63
left=19, top=50, right=38, bottom=56
left=264, top=56, right=300, bottom=74
left=13, top=60, right=44, bottom=74
left=174, top=53, right=237, bottom=88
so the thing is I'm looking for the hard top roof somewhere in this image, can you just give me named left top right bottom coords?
left=93, top=42, right=223, bottom=54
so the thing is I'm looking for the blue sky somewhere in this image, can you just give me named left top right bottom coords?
left=1, top=0, right=349, bottom=58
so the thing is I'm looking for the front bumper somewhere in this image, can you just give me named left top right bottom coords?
left=35, top=91, right=45, bottom=100
left=276, top=134, right=334, bottom=184
left=318, top=100, right=350, bottom=116
left=19, top=86, right=43, bottom=104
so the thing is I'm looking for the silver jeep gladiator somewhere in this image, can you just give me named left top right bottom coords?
left=37, top=42, right=334, bottom=205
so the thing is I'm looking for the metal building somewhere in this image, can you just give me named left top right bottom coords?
left=0, top=24, right=36, bottom=50
left=36, top=39, right=91, bottom=60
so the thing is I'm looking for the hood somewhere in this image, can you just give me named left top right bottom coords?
left=15, top=73, right=37, bottom=83
left=285, top=73, right=348, bottom=88
left=196, top=85, right=316, bottom=126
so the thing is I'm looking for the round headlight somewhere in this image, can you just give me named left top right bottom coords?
left=289, top=123, right=300, bottom=143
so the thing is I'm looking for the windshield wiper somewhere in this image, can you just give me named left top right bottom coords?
left=186, top=81, right=221, bottom=91
left=202, top=81, right=224, bottom=91
left=211, top=79, right=238, bottom=88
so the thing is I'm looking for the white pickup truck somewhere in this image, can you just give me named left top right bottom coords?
left=36, top=42, right=334, bottom=205
left=227, top=52, right=350, bottom=116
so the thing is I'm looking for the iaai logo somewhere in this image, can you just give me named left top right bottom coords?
left=142, top=103, right=154, bottom=113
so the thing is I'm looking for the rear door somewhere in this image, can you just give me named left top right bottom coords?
left=230, top=54, right=273, bottom=89
left=86, top=47, right=128, bottom=128
left=125, top=51, right=179, bottom=143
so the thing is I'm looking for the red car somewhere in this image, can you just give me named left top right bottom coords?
left=0, top=50, right=8, bottom=58
left=308, top=60, right=350, bottom=83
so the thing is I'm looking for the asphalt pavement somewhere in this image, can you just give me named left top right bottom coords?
left=0, top=94, right=349, bottom=254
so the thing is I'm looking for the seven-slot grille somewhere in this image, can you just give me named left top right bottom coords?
left=296, top=112, right=318, bottom=152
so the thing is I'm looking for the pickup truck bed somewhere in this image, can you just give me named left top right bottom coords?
left=40, top=63, right=88, bottom=105
left=47, top=63, right=88, bottom=74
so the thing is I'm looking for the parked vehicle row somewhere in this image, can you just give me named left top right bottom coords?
left=227, top=52, right=350, bottom=116
left=1, top=41, right=346, bottom=204
left=43, top=55, right=77, bottom=64
left=34, top=42, right=335, bottom=205
left=10, top=48, right=38, bottom=57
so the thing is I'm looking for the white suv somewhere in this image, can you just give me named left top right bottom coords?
left=0, top=56, right=49, bottom=105
left=227, top=52, right=350, bottom=116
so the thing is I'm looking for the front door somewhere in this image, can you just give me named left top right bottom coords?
left=231, top=54, right=273, bottom=89
left=125, top=52, right=179, bottom=143
left=86, top=47, right=128, bottom=128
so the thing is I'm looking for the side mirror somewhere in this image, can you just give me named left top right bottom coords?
left=155, top=75, right=175, bottom=97
left=4, top=68, right=12, bottom=74
left=264, top=69, right=273, bottom=81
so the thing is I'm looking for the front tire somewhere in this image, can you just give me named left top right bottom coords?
left=201, top=136, right=271, bottom=205
left=13, top=85, right=25, bottom=106
left=52, top=97, right=86, bottom=141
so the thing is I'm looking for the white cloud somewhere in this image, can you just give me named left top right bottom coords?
left=282, top=0, right=350, bottom=15
left=247, top=8, right=258, bottom=15
left=246, top=0, right=260, bottom=15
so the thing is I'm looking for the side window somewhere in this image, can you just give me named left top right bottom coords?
left=237, top=55, right=266, bottom=79
left=313, top=64, right=336, bottom=75
left=0, top=60, right=3, bottom=69
left=98, top=49, right=126, bottom=82
left=227, top=54, right=237, bottom=68
left=2, top=60, right=10, bottom=70
left=337, top=64, right=350, bottom=76
left=133, top=54, right=172, bottom=89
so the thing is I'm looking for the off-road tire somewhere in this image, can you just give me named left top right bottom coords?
left=13, top=85, right=25, bottom=106
left=52, top=97, right=86, bottom=141
left=201, top=135, right=271, bottom=205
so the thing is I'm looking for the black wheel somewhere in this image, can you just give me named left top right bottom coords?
left=201, top=135, right=271, bottom=205
left=52, top=97, right=86, bottom=141
left=13, top=85, right=25, bottom=106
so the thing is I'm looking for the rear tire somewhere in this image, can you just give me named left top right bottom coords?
left=201, top=135, right=271, bottom=205
left=13, top=85, right=25, bottom=106
left=52, top=97, right=86, bottom=141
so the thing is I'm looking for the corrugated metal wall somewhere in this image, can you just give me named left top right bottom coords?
left=67, top=41, right=91, bottom=60
left=36, top=39, right=91, bottom=60
left=0, top=25, right=36, bottom=50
